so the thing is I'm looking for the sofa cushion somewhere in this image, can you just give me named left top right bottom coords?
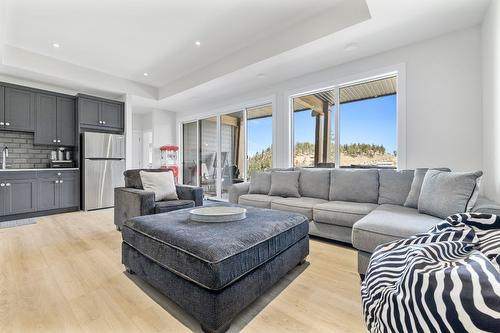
left=248, top=171, right=271, bottom=194
left=352, top=204, right=441, bottom=253
left=269, top=171, right=301, bottom=198
left=378, top=169, right=414, bottom=205
left=313, top=201, right=378, bottom=228
left=155, top=200, right=194, bottom=214
left=124, top=168, right=168, bottom=189
left=238, top=194, right=281, bottom=208
left=330, top=169, right=379, bottom=203
left=140, top=170, right=178, bottom=201
left=404, top=168, right=451, bottom=208
left=299, top=168, right=331, bottom=200
left=271, top=197, right=328, bottom=220
left=418, top=170, right=483, bottom=219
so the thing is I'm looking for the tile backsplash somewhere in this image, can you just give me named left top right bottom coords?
left=0, top=131, right=73, bottom=169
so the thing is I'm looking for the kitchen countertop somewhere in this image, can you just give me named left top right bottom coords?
left=0, top=168, right=80, bottom=172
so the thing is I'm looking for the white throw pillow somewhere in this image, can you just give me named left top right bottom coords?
left=139, top=171, right=178, bottom=201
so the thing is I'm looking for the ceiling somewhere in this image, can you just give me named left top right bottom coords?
left=0, top=0, right=491, bottom=114
left=2, top=0, right=368, bottom=88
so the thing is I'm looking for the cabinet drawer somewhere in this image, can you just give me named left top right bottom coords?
left=0, top=171, right=37, bottom=180
left=38, top=170, right=78, bottom=179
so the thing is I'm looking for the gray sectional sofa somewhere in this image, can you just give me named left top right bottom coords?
left=228, top=168, right=500, bottom=275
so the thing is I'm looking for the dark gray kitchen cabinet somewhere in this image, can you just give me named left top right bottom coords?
left=100, top=102, right=123, bottom=129
left=0, top=87, right=4, bottom=126
left=35, top=94, right=76, bottom=146
left=37, top=171, right=79, bottom=210
left=38, top=177, right=59, bottom=211
left=34, top=93, right=58, bottom=145
left=2, top=178, right=38, bottom=215
left=59, top=173, right=79, bottom=208
left=79, top=98, right=101, bottom=127
left=57, top=97, right=76, bottom=146
left=78, top=96, right=124, bottom=131
left=3, top=87, right=35, bottom=132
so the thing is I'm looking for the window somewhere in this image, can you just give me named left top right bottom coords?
left=339, top=77, right=397, bottom=168
left=293, top=90, right=335, bottom=167
left=292, top=75, right=397, bottom=168
left=247, top=104, right=273, bottom=177
left=181, top=103, right=273, bottom=199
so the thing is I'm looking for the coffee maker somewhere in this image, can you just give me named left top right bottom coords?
left=50, top=148, right=75, bottom=168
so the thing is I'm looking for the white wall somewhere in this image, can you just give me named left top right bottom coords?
left=178, top=26, right=483, bottom=174
left=482, top=0, right=500, bottom=202
left=151, top=109, right=177, bottom=168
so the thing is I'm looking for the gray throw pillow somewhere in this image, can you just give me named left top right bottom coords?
left=299, top=168, right=330, bottom=200
left=330, top=169, right=379, bottom=203
left=378, top=169, right=414, bottom=205
left=404, top=168, right=451, bottom=208
left=418, top=170, right=483, bottom=219
left=269, top=171, right=301, bottom=198
left=248, top=172, right=271, bottom=194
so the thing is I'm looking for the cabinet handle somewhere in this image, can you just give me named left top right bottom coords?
left=53, top=139, right=57, bottom=143
left=57, top=139, right=61, bottom=143
left=57, top=172, right=61, bottom=176
left=102, top=121, right=106, bottom=125
left=55, top=180, right=59, bottom=184
left=6, top=183, right=10, bottom=187
left=0, top=183, right=4, bottom=187
left=0, top=122, right=4, bottom=126
left=5, top=122, right=10, bottom=126
left=98, top=120, right=102, bottom=124
left=60, top=180, right=64, bottom=184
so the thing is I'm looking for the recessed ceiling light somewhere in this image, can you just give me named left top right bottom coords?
left=143, top=72, right=149, bottom=77
left=195, top=41, right=201, bottom=46
left=52, top=43, right=60, bottom=48
left=344, top=42, right=359, bottom=51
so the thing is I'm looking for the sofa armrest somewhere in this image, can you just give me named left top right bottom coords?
left=228, top=182, right=250, bottom=204
left=114, top=187, right=156, bottom=230
left=472, top=196, right=500, bottom=215
left=176, top=185, right=203, bottom=206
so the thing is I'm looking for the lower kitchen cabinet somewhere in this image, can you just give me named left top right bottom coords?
left=0, top=174, right=38, bottom=216
left=38, top=171, right=79, bottom=210
left=0, top=170, right=79, bottom=219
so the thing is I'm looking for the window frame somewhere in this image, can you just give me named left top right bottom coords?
left=289, top=69, right=405, bottom=169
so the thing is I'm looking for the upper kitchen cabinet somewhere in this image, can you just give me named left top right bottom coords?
left=57, top=97, right=76, bottom=146
left=2, top=87, right=35, bottom=132
left=77, top=95, right=124, bottom=132
left=34, top=94, right=76, bottom=146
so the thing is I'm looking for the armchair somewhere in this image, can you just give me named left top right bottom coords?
left=114, top=169, right=203, bottom=231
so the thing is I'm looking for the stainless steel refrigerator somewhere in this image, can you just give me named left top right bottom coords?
left=82, top=132, right=125, bottom=211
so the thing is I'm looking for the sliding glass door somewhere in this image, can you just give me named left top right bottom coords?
left=220, top=111, right=245, bottom=199
left=182, top=121, right=198, bottom=185
left=181, top=103, right=273, bottom=200
left=199, top=116, right=218, bottom=198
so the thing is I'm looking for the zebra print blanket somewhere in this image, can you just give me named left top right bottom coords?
left=361, top=213, right=500, bottom=333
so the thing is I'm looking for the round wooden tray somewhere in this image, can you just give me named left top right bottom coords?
left=189, top=206, right=247, bottom=223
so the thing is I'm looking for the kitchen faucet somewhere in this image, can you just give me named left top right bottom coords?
left=2, top=146, right=8, bottom=169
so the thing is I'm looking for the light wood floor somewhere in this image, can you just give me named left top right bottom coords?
left=0, top=209, right=365, bottom=333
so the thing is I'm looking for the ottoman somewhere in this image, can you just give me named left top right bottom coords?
left=121, top=204, right=309, bottom=333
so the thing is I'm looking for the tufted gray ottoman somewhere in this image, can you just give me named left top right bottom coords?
left=121, top=204, right=309, bottom=333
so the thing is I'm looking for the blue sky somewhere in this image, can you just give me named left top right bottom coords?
left=246, top=94, right=397, bottom=156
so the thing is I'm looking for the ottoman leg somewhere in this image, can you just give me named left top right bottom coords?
left=201, top=321, right=231, bottom=333
left=125, top=267, right=135, bottom=275
left=297, top=259, right=306, bottom=266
